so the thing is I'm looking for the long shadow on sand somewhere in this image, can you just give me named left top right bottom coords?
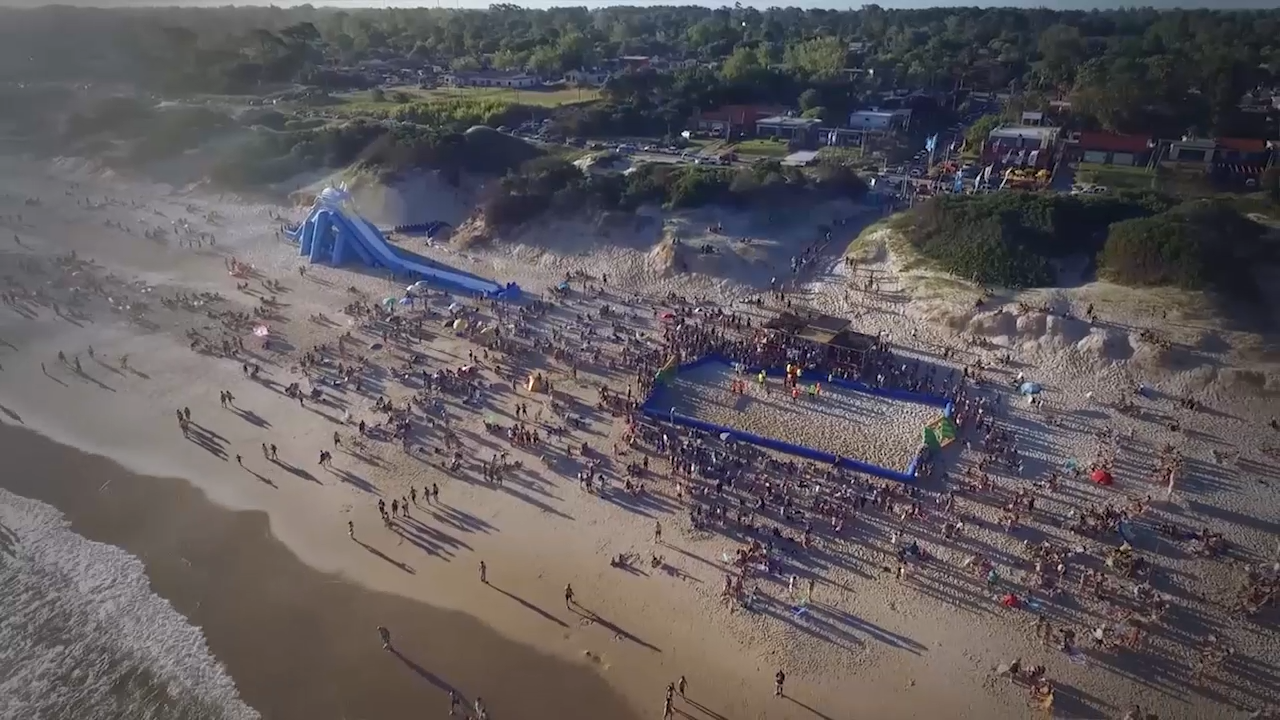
left=489, top=584, right=570, bottom=628
left=571, top=603, right=662, bottom=653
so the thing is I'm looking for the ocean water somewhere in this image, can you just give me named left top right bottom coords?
left=0, top=488, right=259, bottom=720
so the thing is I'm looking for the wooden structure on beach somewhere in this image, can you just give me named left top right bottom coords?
left=762, top=310, right=881, bottom=370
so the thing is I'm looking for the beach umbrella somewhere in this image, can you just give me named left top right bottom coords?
left=452, top=318, right=467, bottom=330
left=1019, top=381, right=1042, bottom=395
left=252, top=325, right=269, bottom=337
left=398, top=297, right=413, bottom=305
left=1090, top=469, right=1113, bottom=486
left=719, top=432, right=732, bottom=442
left=382, top=297, right=396, bottom=308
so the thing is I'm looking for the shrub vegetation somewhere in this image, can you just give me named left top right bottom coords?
left=904, top=192, right=1274, bottom=297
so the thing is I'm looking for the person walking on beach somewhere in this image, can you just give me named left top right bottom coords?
left=663, top=695, right=674, bottom=720
left=431, top=483, right=439, bottom=504
left=774, top=669, right=786, bottom=698
left=348, top=520, right=354, bottom=540
left=448, top=690, right=460, bottom=716
left=479, top=560, right=487, bottom=584
left=564, top=583, right=575, bottom=608
left=678, top=675, right=687, bottom=698
left=270, top=444, right=278, bottom=460
left=474, top=697, right=488, bottom=720
left=377, top=625, right=392, bottom=651
left=653, top=520, right=662, bottom=544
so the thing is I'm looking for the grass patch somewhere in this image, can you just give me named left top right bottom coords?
left=1077, top=162, right=1158, bottom=191
left=733, top=138, right=790, bottom=158
left=818, top=146, right=864, bottom=164
left=341, top=85, right=600, bottom=111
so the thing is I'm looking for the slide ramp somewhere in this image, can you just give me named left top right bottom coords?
left=334, top=211, right=509, bottom=297
left=286, top=185, right=521, bottom=300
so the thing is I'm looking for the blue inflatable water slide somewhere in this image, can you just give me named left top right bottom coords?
left=285, top=186, right=520, bottom=300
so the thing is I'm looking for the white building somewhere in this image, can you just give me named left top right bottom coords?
left=564, top=69, right=611, bottom=86
left=443, top=71, right=539, bottom=89
left=847, top=109, right=911, bottom=133
left=987, top=125, right=1060, bottom=149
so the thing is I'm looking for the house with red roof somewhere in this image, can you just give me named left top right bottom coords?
left=1072, top=132, right=1152, bottom=166
left=691, top=105, right=790, bottom=138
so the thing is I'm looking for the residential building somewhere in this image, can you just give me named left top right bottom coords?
left=1074, top=132, right=1152, bottom=166
left=756, top=116, right=823, bottom=146
left=1165, top=137, right=1218, bottom=165
left=1215, top=137, right=1270, bottom=165
left=983, top=125, right=1060, bottom=169
left=986, top=125, right=1059, bottom=149
left=442, top=70, right=539, bottom=89
left=564, top=69, right=610, bottom=86
left=1019, top=111, right=1045, bottom=126
left=847, top=109, right=911, bottom=132
left=691, top=105, right=789, bottom=137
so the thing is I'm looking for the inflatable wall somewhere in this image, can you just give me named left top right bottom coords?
left=286, top=187, right=520, bottom=301
left=641, top=355, right=954, bottom=484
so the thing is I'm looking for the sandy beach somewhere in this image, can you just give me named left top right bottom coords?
left=2, top=153, right=1279, bottom=720
left=0, top=422, right=635, bottom=720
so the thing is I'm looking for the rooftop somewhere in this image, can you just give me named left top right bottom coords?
left=988, top=125, right=1059, bottom=142
left=1078, top=132, right=1150, bottom=154
left=758, top=116, right=823, bottom=128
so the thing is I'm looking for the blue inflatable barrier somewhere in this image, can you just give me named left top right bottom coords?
left=287, top=187, right=520, bottom=301
left=642, top=355, right=952, bottom=484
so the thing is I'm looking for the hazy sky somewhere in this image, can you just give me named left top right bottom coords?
left=2, top=0, right=1276, bottom=9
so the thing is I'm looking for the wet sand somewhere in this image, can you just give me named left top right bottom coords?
left=0, top=422, right=637, bottom=720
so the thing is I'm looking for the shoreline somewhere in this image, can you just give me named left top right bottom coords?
left=0, top=422, right=638, bottom=720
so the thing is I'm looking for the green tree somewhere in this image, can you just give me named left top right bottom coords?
left=784, top=37, right=846, bottom=78
left=798, top=87, right=822, bottom=111
left=964, top=114, right=1001, bottom=151
left=721, top=45, right=763, bottom=82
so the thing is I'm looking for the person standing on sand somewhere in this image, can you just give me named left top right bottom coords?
left=663, top=695, right=674, bottom=719
left=564, top=583, right=575, bottom=608
left=653, top=520, right=662, bottom=544
left=479, top=561, right=487, bottom=584
left=678, top=675, right=687, bottom=698
left=377, top=625, right=392, bottom=651
left=774, top=670, right=786, bottom=698
left=270, top=444, right=278, bottom=460
left=448, top=690, right=460, bottom=716
left=348, top=521, right=354, bottom=540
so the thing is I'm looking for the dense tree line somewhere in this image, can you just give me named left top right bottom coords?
left=904, top=193, right=1274, bottom=299
left=4, top=6, right=1280, bottom=138
left=484, top=157, right=868, bottom=227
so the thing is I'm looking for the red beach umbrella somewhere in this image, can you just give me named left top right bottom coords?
left=1090, top=469, right=1113, bottom=486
